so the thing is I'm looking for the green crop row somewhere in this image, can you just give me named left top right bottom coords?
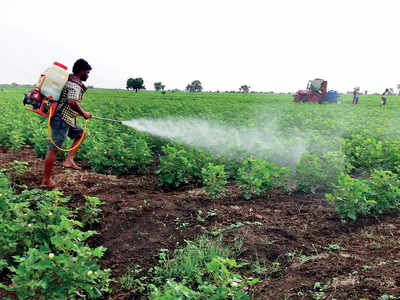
left=2, top=88, right=400, bottom=219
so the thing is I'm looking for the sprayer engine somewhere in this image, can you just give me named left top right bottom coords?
left=23, top=89, right=55, bottom=117
left=23, top=89, right=42, bottom=109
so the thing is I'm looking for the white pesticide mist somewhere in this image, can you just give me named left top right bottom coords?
left=123, top=118, right=307, bottom=167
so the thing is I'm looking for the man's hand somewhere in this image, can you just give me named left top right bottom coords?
left=83, top=112, right=92, bottom=119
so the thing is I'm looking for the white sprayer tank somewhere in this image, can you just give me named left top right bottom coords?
left=40, top=62, right=69, bottom=101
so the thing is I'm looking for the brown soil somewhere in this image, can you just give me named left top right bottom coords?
left=1, top=145, right=400, bottom=299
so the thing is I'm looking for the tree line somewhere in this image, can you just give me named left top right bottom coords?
left=126, top=78, right=253, bottom=93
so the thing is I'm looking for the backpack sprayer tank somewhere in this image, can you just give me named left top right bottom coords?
left=23, top=62, right=69, bottom=117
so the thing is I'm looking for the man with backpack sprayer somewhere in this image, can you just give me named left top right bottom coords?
left=41, top=59, right=93, bottom=188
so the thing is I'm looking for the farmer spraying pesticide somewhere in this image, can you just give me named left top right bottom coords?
left=40, top=59, right=93, bottom=188
left=23, top=59, right=128, bottom=188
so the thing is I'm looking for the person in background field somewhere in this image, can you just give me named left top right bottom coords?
left=381, top=88, right=389, bottom=106
left=40, top=59, right=92, bottom=188
left=352, top=87, right=360, bottom=104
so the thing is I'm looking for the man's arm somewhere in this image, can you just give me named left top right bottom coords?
left=67, top=99, right=92, bottom=119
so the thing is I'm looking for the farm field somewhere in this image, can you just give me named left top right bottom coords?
left=1, top=87, right=400, bottom=299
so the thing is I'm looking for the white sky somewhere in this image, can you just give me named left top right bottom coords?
left=1, top=0, right=399, bottom=93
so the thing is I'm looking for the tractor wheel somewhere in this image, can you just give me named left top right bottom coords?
left=311, top=95, right=318, bottom=103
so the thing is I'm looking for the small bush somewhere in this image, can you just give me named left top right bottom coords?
left=202, top=163, right=227, bottom=199
left=236, top=158, right=289, bottom=200
left=88, top=134, right=151, bottom=175
left=295, top=151, right=347, bottom=193
left=149, top=236, right=257, bottom=300
left=157, top=145, right=193, bottom=187
left=326, top=170, right=400, bottom=220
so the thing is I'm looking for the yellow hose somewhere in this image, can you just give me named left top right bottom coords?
left=48, top=105, right=88, bottom=152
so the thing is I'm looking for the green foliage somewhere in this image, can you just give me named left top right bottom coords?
left=87, top=133, right=152, bottom=175
left=295, top=151, right=347, bottom=193
left=202, top=163, right=227, bottom=199
left=0, top=174, right=112, bottom=299
left=149, top=236, right=257, bottom=300
left=8, top=160, right=31, bottom=176
left=185, top=80, right=202, bottom=93
left=75, top=196, right=105, bottom=226
left=344, top=134, right=400, bottom=172
left=210, top=221, right=262, bottom=237
left=157, top=145, right=194, bottom=187
left=8, top=245, right=112, bottom=300
left=119, top=264, right=148, bottom=293
left=150, top=280, right=200, bottom=299
left=326, top=170, right=400, bottom=220
left=157, top=145, right=212, bottom=188
left=127, top=77, right=145, bottom=92
left=4, top=87, right=400, bottom=200
left=150, top=257, right=255, bottom=300
left=236, top=158, right=289, bottom=199
left=9, top=129, right=26, bottom=152
left=30, top=126, right=50, bottom=158
left=154, top=82, right=165, bottom=92
left=0, top=160, right=31, bottom=190
left=0, top=122, right=10, bottom=146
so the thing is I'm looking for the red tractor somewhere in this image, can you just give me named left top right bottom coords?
left=294, top=79, right=328, bottom=104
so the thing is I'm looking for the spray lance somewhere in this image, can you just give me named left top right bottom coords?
left=91, top=115, right=123, bottom=124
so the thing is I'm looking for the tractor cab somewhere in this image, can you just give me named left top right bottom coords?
left=294, top=78, right=328, bottom=104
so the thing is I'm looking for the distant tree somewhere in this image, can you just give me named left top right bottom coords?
left=154, top=82, right=165, bottom=92
left=239, top=85, right=250, bottom=93
left=185, top=84, right=193, bottom=92
left=127, top=77, right=145, bottom=92
left=11, top=82, right=18, bottom=87
left=389, top=88, right=394, bottom=95
left=126, top=78, right=134, bottom=90
left=186, top=80, right=202, bottom=92
left=397, top=84, right=400, bottom=95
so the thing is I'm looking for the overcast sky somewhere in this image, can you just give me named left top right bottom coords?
left=1, top=0, right=399, bottom=93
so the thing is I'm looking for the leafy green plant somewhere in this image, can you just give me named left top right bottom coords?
left=326, top=170, right=400, bottom=220
left=149, top=237, right=258, bottom=300
left=202, top=163, right=227, bottom=199
left=9, top=129, right=26, bottom=152
left=196, top=209, right=217, bottom=224
left=295, top=151, right=347, bottom=193
left=210, top=221, right=262, bottom=237
left=119, top=264, right=148, bottom=293
left=157, top=145, right=193, bottom=187
left=250, top=260, right=281, bottom=279
left=0, top=174, right=112, bottom=299
left=88, top=133, right=151, bottom=175
left=7, top=245, right=112, bottom=300
left=75, top=196, right=105, bottom=226
left=8, top=160, right=31, bottom=176
left=326, top=174, right=375, bottom=220
left=0, top=160, right=31, bottom=188
left=30, top=126, right=50, bottom=158
left=237, top=158, right=289, bottom=199
left=311, top=281, right=329, bottom=300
